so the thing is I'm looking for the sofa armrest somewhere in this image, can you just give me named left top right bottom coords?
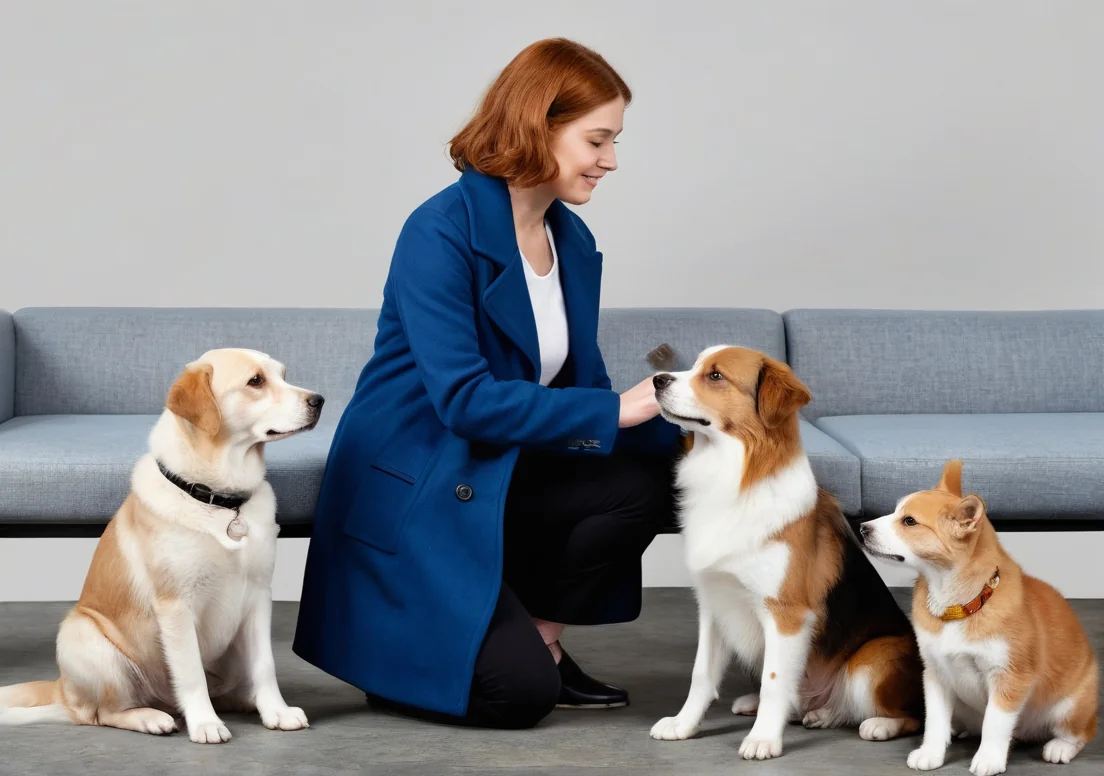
left=0, top=310, right=13, bottom=423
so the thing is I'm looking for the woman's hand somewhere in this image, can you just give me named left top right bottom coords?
left=618, top=376, right=661, bottom=428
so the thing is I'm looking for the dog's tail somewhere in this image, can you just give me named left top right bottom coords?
left=0, top=680, right=71, bottom=726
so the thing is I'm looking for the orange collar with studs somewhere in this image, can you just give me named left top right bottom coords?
left=940, top=568, right=1001, bottom=622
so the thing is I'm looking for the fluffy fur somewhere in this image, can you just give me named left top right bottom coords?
left=649, top=345, right=923, bottom=760
left=0, top=348, right=323, bottom=743
left=860, top=459, right=1099, bottom=774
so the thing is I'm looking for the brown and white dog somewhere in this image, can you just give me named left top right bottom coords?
left=648, top=345, right=924, bottom=760
left=0, top=349, right=323, bottom=744
left=859, top=459, right=1099, bottom=774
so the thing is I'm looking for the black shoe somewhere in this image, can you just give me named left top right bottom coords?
left=554, top=647, right=628, bottom=709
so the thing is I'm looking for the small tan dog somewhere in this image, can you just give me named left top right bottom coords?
left=0, top=348, right=323, bottom=744
left=859, top=459, right=1099, bottom=774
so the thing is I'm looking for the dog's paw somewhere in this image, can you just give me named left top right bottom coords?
left=650, top=716, right=698, bottom=741
left=646, top=343, right=680, bottom=372
left=188, top=717, right=231, bottom=744
left=802, top=708, right=834, bottom=729
left=730, top=693, right=759, bottom=716
left=260, top=705, right=309, bottom=731
left=739, top=733, right=783, bottom=760
left=859, top=716, right=910, bottom=741
left=969, top=747, right=1008, bottom=776
left=1042, top=738, right=1081, bottom=764
left=907, top=745, right=946, bottom=771
left=137, top=709, right=178, bottom=735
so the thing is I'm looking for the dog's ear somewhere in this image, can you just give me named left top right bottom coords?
left=166, top=363, right=222, bottom=437
left=756, top=358, right=811, bottom=428
left=937, top=458, right=964, bottom=497
left=946, top=493, right=985, bottom=539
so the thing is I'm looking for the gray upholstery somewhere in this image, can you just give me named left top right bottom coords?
left=14, top=307, right=379, bottom=417
left=799, top=420, right=861, bottom=515
left=0, top=310, right=13, bottom=424
left=817, top=413, right=1104, bottom=520
left=596, top=308, right=785, bottom=392
left=785, top=309, right=1104, bottom=421
left=0, top=414, right=336, bottom=524
left=2, top=304, right=1099, bottom=528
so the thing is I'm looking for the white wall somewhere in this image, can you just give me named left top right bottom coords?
left=2, top=1, right=1102, bottom=313
left=4, top=533, right=1104, bottom=602
left=2, top=2, right=1103, bottom=600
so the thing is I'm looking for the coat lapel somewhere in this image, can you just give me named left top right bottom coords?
left=459, top=170, right=541, bottom=379
left=482, top=259, right=540, bottom=379
left=547, top=200, right=602, bottom=385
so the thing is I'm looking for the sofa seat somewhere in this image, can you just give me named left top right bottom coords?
left=799, top=420, right=861, bottom=515
left=0, top=412, right=864, bottom=528
left=816, top=413, right=1104, bottom=520
left=0, top=415, right=336, bottom=524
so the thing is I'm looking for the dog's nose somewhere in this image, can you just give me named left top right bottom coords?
left=653, top=373, right=675, bottom=391
left=858, top=523, right=870, bottom=540
left=306, top=393, right=325, bottom=409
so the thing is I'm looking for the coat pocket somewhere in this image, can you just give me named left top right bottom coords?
left=342, top=442, right=435, bottom=554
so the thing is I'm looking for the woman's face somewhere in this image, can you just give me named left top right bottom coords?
left=547, top=96, right=625, bottom=206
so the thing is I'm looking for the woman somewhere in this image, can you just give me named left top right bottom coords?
left=293, top=38, right=681, bottom=730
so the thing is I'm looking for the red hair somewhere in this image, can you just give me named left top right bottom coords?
left=448, top=38, right=632, bottom=188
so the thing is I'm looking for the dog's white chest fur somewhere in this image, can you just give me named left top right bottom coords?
left=677, top=439, right=817, bottom=586
left=129, top=455, right=280, bottom=671
left=676, top=438, right=818, bottom=662
left=917, top=625, right=1009, bottom=715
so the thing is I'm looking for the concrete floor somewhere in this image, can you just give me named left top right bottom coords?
left=1, top=589, right=1101, bottom=776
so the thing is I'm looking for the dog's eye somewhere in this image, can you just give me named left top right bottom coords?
left=247, top=373, right=265, bottom=388
left=902, top=516, right=917, bottom=526
left=708, top=371, right=723, bottom=381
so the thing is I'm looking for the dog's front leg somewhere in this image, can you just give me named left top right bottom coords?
left=967, top=675, right=1027, bottom=776
left=237, top=588, right=308, bottom=731
left=908, top=667, right=956, bottom=770
left=650, top=604, right=730, bottom=741
left=154, top=598, right=231, bottom=744
left=740, top=608, right=814, bottom=760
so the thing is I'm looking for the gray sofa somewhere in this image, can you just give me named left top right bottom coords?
left=1, top=306, right=1101, bottom=536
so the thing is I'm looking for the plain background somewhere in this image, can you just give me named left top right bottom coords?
left=2, top=1, right=1103, bottom=599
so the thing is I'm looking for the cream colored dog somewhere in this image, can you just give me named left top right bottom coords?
left=0, top=348, right=323, bottom=744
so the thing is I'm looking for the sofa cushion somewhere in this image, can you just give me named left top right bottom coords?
left=13, top=307, right=379, bottom=417
left=785, top=309, right=1104, bottom=420
left=596, top=308, right=785, bottom=392
left=0, top=415, right=335, bottom=524
left=816, top=413, right=1104, bottom=520
left=799, top=420, right=861, bottom=515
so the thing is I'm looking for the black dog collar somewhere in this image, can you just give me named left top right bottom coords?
left=157, top=460, right=251, bottom=512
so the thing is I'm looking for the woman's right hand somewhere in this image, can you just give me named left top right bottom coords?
left=618, top=376, right=661, bottom=428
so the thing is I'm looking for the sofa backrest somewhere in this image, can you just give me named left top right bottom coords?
left=14, top=308, right=379, bottom=417
left=11, top=306, right=787, bottom=417
left=596, top=308, right=785, bottom=392
left=784, top=309, right=1104, bottom=419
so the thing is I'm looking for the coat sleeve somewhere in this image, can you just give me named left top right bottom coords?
left=388, top=207, right=621, bottom=454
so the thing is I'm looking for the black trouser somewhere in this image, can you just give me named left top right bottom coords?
left=369, top=449, right=675, bottom=729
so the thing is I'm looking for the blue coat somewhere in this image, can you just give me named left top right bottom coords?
left=292, top=168, right=680, bottom=716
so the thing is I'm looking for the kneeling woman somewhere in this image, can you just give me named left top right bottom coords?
left=293, top=38, right=681, bottom=730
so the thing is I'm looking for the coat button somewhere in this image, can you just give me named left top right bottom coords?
left=455, top=484, right=473, bottom=501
